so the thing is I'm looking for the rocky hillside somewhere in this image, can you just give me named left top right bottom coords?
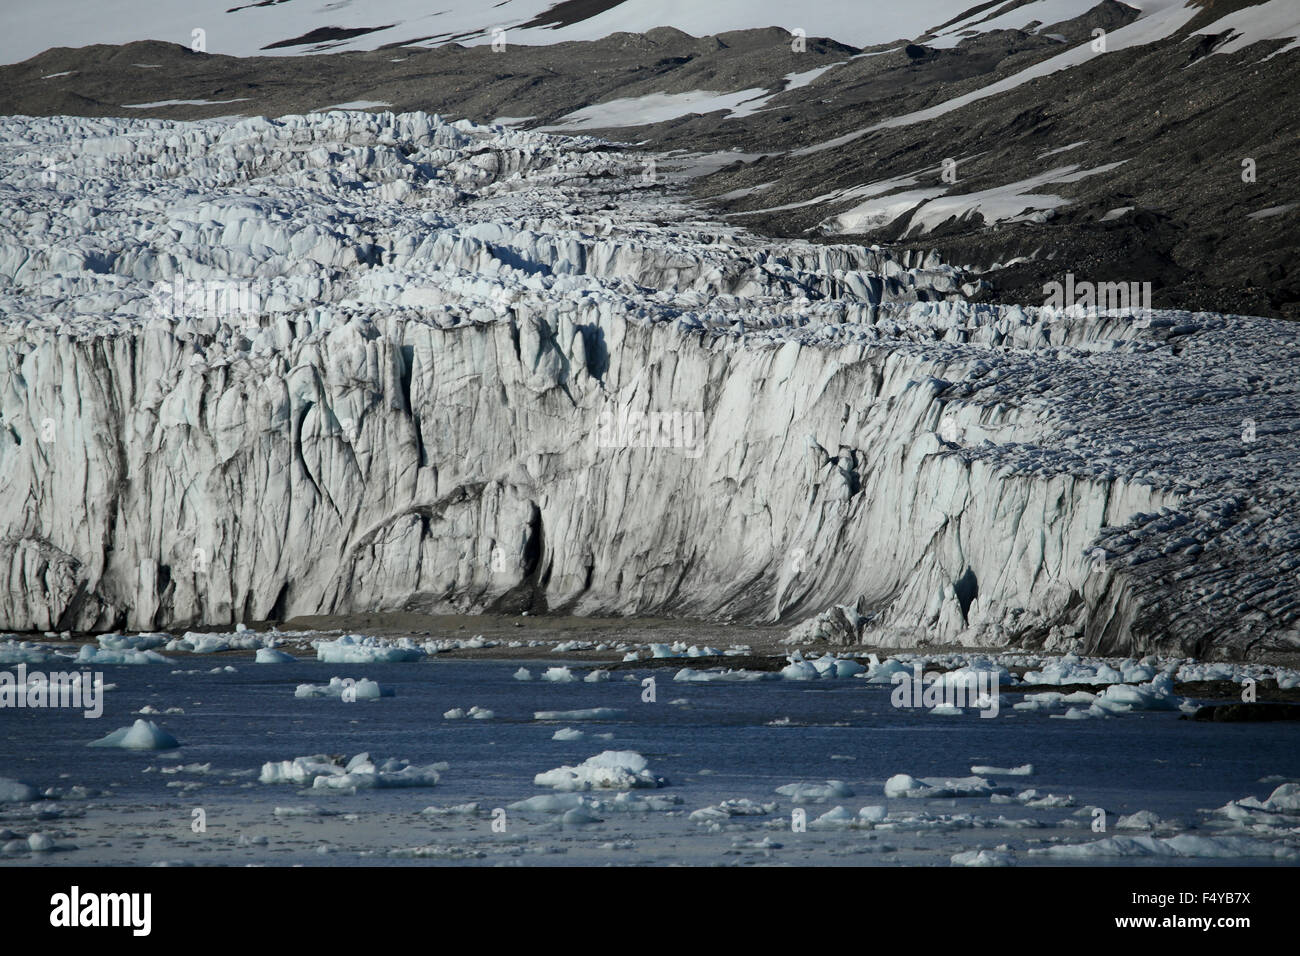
left=1, top=1, right=1296, bottom=317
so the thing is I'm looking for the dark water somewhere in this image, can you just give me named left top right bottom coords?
left=2, top=657, right=1297, bottom=865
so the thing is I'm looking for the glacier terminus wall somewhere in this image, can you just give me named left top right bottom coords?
left=1, top=111, right=1297, bottom=659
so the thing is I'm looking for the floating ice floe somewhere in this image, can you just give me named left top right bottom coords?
left=552, top=727, right=585, bottom=741
left=1, top=831, right=75, bottom=855
left=971, top=764, right=1033, bottom=775
left=533, top=707, right=623, bottom=721
left=294, top=677, right=393, bottom=699
left=259, top=752, right=445, bottom=790
left=689, top=798, right=778, bottom=823
left=166, top=630, right=266, bottom=654
left=381, top=845, right=487, bottom=860
left=158, top=762, right=211, bottom=775
left=88, top=719, right=180, bottom=750
left=1116, top=810, right=1164, bottom=830
left=99, top=633, right=169, bottom=651
left=444, top=706, right=493, bottom=719
left=859, top=805, right=888, bottom=823
left=76, top=645, right=167, bottom=665
left=541, top=666, right=578, bottom=682
left=1213, top=783, right=1300, bottom=825
left=1174, top=660, right=1300, bottom=688
left=314, top=635, right=424, bottom=664
left=255, top=648, right=298, bottom=663
left=511, top=790, right=681, bottom=813
left=1000, top=789, right=1075, bottom=808
left=420, top=802, right=480, bottom=816
left=778, top=651, right=867, bottom=680
left=1030, top=834, right=1299, bottom=861
left=951, top=847, right=1016, bottom=866
left=1087, top=676, right=1183, bottom=715
left=0, top=640, right=72, bottom=665
left=864, top=658, right=913, bottom=683
left=775, top=780, right=854, bottom=802
left=673, top=667, right=773, bottom=682
left=647, top=643, right=723, bottom=659
left=1022, top=653, right=1160, bottom=685
left=421, top=634, right=496, bottom=653
left=533, top=751, right=663, bottom=791
left=884, top=773, right=1012, bottom=799
left=273, top=805, right=338, bottom=817
left=1014, top=690, right=1098, bottom=712
left=1053, top=706, right=1094, bottom=720
left=0, top=778, right=39, bottom=802
left=513, top=667, right=533, bottom=680
left=1031, top=675, right=1186, bottom=718
left=810, top=806, right=858, bottom=828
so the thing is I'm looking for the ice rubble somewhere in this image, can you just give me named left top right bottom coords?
left=314, top=635, right=424, bottom=664
left=87, top=719, right=180, bottom=750
left=533, top=751, right=663, bottom=791
left=259, top=752, right=444, bottom=789
left=1, top=109, right=1298, bottom=657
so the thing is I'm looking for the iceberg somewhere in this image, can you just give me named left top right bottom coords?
left=87, top=719, right=180, bottom=750
left=533, top=751, right=663, bottom=791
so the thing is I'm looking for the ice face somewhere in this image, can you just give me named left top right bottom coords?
left=0, top=110, right=1296, bottom=657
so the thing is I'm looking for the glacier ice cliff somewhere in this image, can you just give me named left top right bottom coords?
left=0, top=111, right=1297, bottom=658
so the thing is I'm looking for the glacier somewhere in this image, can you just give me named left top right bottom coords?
left=0, top=109, right=1297, bottom=658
